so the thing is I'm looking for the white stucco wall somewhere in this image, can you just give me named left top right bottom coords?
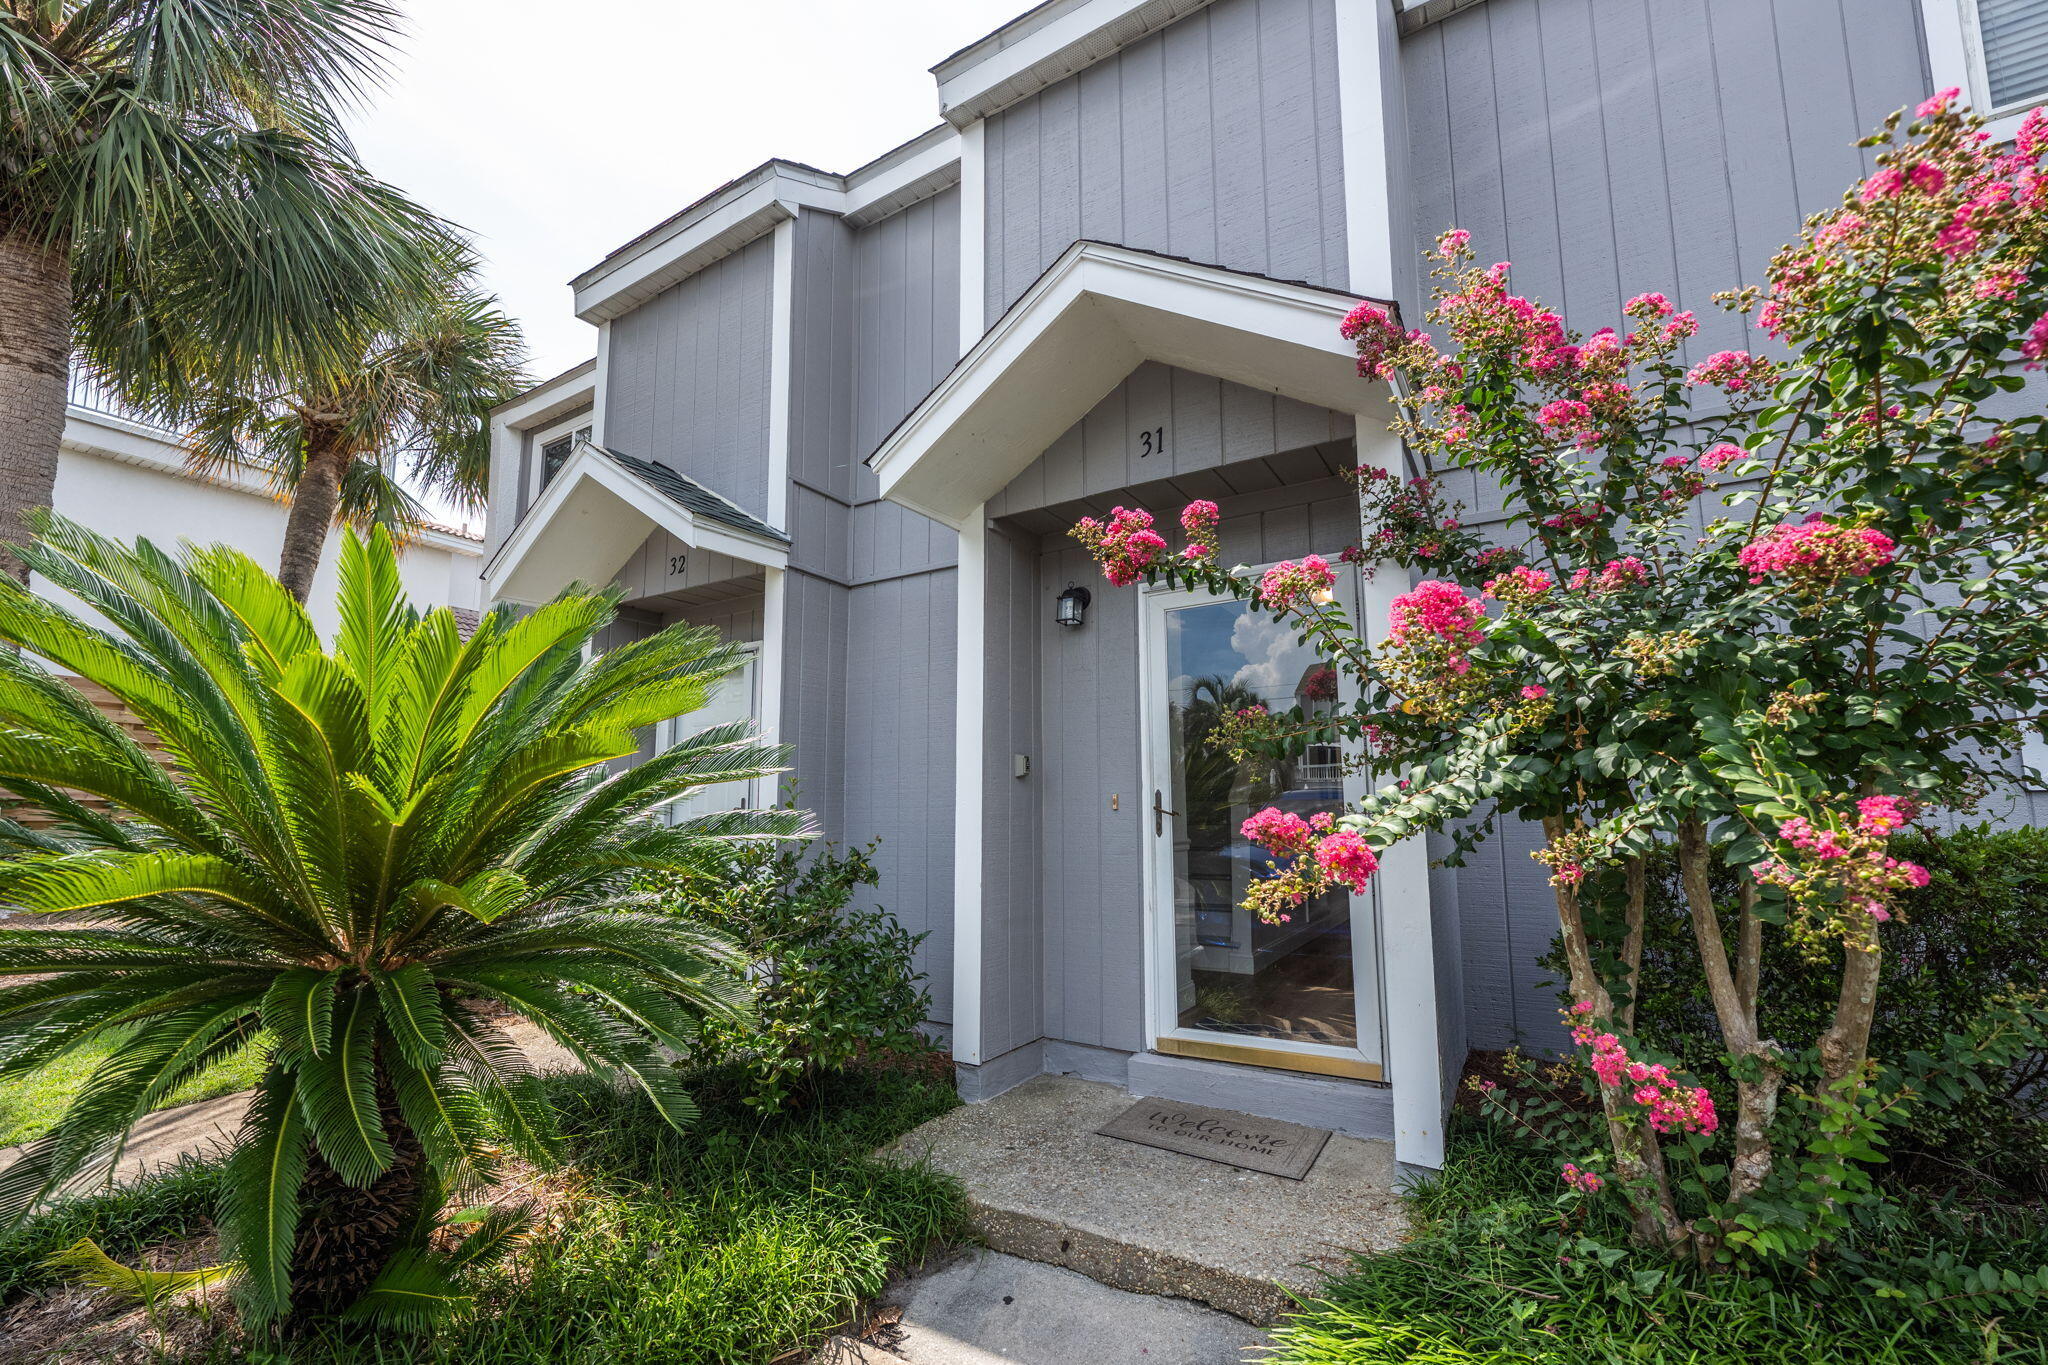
left=47, top=408, right=483, bottom=642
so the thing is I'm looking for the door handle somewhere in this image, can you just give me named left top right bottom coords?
left=1153, top=788, right=1179, bottom=836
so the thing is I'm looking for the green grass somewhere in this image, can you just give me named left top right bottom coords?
left=1, top=1060, right=966, bottom=1365
left=0, top=1028, right=271, bottom=1148
left=1267, top=1118, right=2048, bottom=1365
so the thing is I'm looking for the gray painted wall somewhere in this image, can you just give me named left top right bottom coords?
left=605, top=233, right=776, bottom=521
left=982, top=0, right=1348, bottom=322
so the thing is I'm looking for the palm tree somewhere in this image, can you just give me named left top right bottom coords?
left=184, top=268, right=528, bottom=601
left=0, top=514, right=805, bottom=1323
left=0, top=1, right=451, bottom=583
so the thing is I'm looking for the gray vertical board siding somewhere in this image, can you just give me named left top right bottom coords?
left=981, top=0, right=1348, bottom=323
left=980, top=526, right=1045, bottom=1058
left=1400, top=0, right=1928, bottom=359
left=852, top=187, right=961, bottom=498
left=985, top=363, right=1351, bottom=518
left=851, top=499, right=956, bottom=583
left=604, top=233, right=776, bottom=521
left=842, top=566, right=959, bottom=1024
left=673, top=594, right=764, bottom=644
left=612, top=529, right=757, bottom=601
left=778, top=570, right=849, bottom=843
left=791, top=212, right=858, bottom=505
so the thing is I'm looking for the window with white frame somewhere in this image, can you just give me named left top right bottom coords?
left=661, top=646, right=761, bottom=822
left=530, top=413, right=593, bottom=499
left=1973, top=0, right=2048, bottom=113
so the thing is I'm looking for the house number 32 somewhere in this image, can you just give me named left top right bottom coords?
left=667, top=553, right=688, bottom=577
left=1137, top=426, right=1166, bottom=458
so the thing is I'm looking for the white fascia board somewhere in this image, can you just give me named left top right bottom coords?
left=484, top=444, right=787, bottom=603
left=766, top=218, right=796, bottom=534
left=950, top=509, right=987, bottom=1064
left=843, top=126, right=963, bottom=227
left=492, top=362, right=598, bottom=431
left=931, top=0, right=1218, bottom=126
left=870, top=242, right=1374, bottom=526
left=957, top=120, right=986, bottom=354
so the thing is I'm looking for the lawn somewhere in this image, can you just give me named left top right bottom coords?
left=1267, top=1117, right=2048, bottom=1365
left=0, top=1029, right=271, bottom=1148
left=0, top=1059, right=966, bottom=1364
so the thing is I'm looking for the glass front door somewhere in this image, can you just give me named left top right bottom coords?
left=1141, top=585, right=1382, bottom=1078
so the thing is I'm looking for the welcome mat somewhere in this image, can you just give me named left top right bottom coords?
left=1095, top=1100, right=1332, bottom=1180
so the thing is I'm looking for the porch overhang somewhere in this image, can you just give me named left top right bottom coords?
left=866, top=241, right=1392, bottom=529
left=483, top=439, right=789, bottom=605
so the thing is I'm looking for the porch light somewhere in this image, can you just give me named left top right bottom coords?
left=1056, top=584, right=1092, bottom=628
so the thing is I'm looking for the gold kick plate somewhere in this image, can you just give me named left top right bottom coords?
left=1154, top=1035, right=1384, bottom=1082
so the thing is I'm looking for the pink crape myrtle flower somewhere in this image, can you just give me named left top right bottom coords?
left=1314, top=830, right=1380, bottom=893
left=1483, top=564, right=1554, bottom=607
left=1561, top=1163, right=1605, bottom=1194
left=1241, top=807, right=1326, bottom=858
left=1737, top=520, right=1896, bottom=588
left=1179, top=499, right=1221, bottom=561
left=1700, top=442, right=1743, bottom=471
left=1259, top=554, right=1338, bottom=612
left=1568, top=1009, right=1719, bottom=1136
left=1536, top=398, right=1598, bottom=447
left=1686, top=349, right=1774, bottom=394
left=1856, top=794, right=1916, bottom=835
left=2023, top=313, right=2048, bottom=368
left=1520, top=684, right=1549, bottom=700
left=1916, top=86, right=1962, bottom=118
left=1341, top=301, right=1407, bottom=380
left=1388, top=580, right=1486, bottom=649
left=1073, top=506, right=1168, bottom=587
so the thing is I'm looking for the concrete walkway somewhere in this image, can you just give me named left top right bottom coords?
left=814, top=1250, right=1271, bottom=1365
left=880, top=1075, right=1406, bottom=1325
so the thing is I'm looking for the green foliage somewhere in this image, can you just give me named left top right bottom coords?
left=0, top=1024, right=270, bottom=1147
left=1, top=0, right=457, bottom=410
left=1267, top=1119, right=2048, bottom=1365
left=1548, top=824, right=2048, bottom=1194
left=0, top=517, right=806, bottom=1323
left=0, top=1154, right=219, bottom=1305
left=644, top=842, right=935, bottom=1112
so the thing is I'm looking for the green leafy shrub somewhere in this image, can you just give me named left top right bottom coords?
left=644, top=842, right=935, bottom=1112
left=1543, top=823, right=2048, bottom=1195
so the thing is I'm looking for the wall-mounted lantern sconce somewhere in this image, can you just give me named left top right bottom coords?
left=1056, top=584, right=1092, bottom=629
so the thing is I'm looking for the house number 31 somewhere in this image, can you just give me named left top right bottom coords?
left=1137, top=425, right=1166, bottom=458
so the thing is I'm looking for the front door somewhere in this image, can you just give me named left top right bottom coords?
left=1139, top=581, right=1384, bottom=1080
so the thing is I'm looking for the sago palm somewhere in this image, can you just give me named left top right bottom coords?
left=0, top=514, right=803, bottom=1323
left=0, top=0, right=450, bottom=582
left=183, top=267, right=528, bottom=601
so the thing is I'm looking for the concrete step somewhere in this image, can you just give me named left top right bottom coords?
left=812, top=1249, right=1270, bottom=1365
left=880, top=1075, right=1407, bottom=1326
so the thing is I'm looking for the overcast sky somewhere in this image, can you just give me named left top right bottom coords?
left=346, top=0, right=1027, bottom=387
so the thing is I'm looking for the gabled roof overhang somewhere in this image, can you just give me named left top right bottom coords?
left=484, top=440, right=789, bottom=605
left=866, top=241, right=1389, bottom=529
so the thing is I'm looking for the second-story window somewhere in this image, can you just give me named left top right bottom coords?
left=531, top=416, right=593, bottom=498
left=1972, top=0, right=2048, bottom=114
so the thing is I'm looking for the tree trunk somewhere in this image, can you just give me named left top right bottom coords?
left=1819, top=923, right=1882, bottom=1087
left=1675, top=819, right=1784, bottom=1224
left=0, top=229, right=73, bottom=585
left=278, top=421, right=351, bottom=602
left=1545, top=815, right=1690, bottom=1254
left=287, top=1069, right=428, bottom=1322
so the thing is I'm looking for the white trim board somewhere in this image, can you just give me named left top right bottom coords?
left=957, top=120, right=987, bottom=357
left=1335, top=0, right=1405, bottom=299
left=573, top=139, right=964, bottom=324
left=931, top=0, right=1220, bottom=127
left=869, top=240, right=1389, bottom=528
left=951, top=510, right=989, bottom=1065
left=766, top=218, right=797, bottom=534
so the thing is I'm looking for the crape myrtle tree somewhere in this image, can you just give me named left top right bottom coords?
left=1071, top=93, right=2048, bottom=1264
left=0, top=517, right=803, bottom=1324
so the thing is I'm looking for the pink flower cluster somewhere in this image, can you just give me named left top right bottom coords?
left=1685, top=349, right=1775, bottom=394
left=1341, top=301, right=1409, bottom=380
left=1240, top=807, right=1332, bottom=858
left=1180, top=499, right=1220, bottom=562
left=1258, top=554, right=1338, bottom=612
left=1520, top=684, right=1549, bottom=700
left=1736, top=520, right=1896, bottom=589
left=1482, top=564, right=1554, bottom=607
left=2025, top=314, right=2048, bottom=368
left=1387, top=580, right=1486, bottom=652
left=1569, top=556, right=1649, bottom=596
left=1568, top=1003, right=1719, bottom=1136
left=1754, top=798, right=1928, bottom=926
left=1700, top=442, right=1743, bottom=472
left=1073, top=506, right=1167, bottom=587
left=1314, top=830, right=1381, bottom=893
left=1561, top=1162, right=1605, bottom=1194
left=1536, top=397, right=1598, bottom=448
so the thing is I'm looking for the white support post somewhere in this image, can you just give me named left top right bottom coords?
left=591, top=322, right=612, bottom=446
left=1334, top=0, right=1402, bottom=300
left=957, top=120, right=986, bottom=357
left=951, top=508, right=987, bottom=1066
left=1355, top=415, right=1444, bottom=1171
left=758, top=566, right=788, bottom=810
left=766, top=216, right=797, bottom=532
